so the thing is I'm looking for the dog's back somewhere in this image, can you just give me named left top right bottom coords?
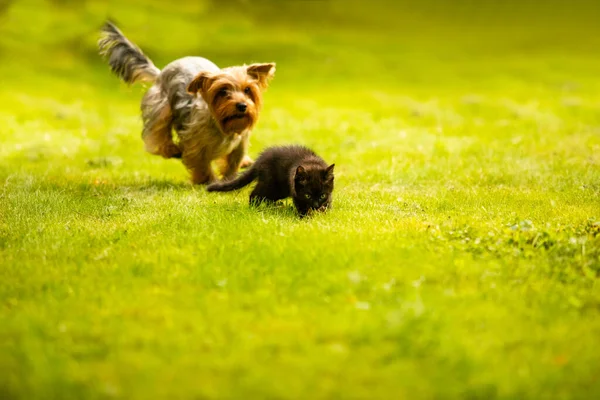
left=154, top=57, right=219, bottom=131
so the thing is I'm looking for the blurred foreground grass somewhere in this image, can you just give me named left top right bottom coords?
left=1, top=1, right=600, bottom=399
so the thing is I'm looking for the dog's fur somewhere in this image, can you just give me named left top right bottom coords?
left=98, top=22, right=275, bottom=184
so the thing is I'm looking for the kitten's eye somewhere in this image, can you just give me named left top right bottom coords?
left=244, top=87, right=252, bottom=95
left=320, top=194, right=327, bottom=200
left=305, top=194, right=311, bottom=199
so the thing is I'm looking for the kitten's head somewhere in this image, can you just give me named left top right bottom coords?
left=293, top=163, right=335, bottom=216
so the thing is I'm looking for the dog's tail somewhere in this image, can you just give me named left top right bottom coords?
left=206, top=166, right=258, bottom=192
left=98, top=21, right=160, bottom=84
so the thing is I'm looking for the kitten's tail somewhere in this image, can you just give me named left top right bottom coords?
left=206, top=167, right=257, bottom=192
left=98, top=21, right=160, bottom=84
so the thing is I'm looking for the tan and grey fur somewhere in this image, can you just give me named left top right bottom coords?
left=98, top=22, right=275, bottom=184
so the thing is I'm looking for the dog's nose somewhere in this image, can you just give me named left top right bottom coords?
left=236, top=102, right=247, bottom=112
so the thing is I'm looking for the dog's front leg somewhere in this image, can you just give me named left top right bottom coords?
left=239, top=154, right=254, bottom=169
left=222, top=134, right=249, bottom=180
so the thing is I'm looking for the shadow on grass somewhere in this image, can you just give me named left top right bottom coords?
left=1, top=173, right=309, bottom=222
left=208, top=195, right=303, bottom=221
left=1, top=173, right=191, bottom=193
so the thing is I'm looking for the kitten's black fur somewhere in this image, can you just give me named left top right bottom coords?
left=207, top=145, right=334, bottom=216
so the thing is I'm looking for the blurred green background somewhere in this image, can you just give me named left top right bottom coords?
left=2, top=0, right=600, bottom=181
left=3, top=0, right=600, bottom=94
left=1, top=1, right=600, bottom=399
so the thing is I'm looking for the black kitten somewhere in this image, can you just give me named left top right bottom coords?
left=207, top=145, right=335, bottom=216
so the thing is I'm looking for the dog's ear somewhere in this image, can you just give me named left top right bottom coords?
left=246, top=63, right=276, bottom=89
left=187, top=72, right=216, bottom=95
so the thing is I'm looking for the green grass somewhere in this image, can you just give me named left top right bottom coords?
left=1, top=0, right=600, bottom=398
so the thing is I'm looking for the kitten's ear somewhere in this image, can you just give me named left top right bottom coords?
left=295, top=165, right=307, bottom=182
left=324, top=164, right=335, bottom=180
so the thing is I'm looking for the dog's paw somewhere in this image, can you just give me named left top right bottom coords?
left=240, top=155, right=254, bottom=169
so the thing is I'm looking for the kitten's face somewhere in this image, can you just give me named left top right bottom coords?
left=293, top=164, right=335, bottom=216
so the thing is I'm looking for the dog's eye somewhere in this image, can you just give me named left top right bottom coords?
left=244, top=87, right=252, bottom=95
left=218, top=88, right=228, bottom=97
left=305, top=194, right=311, bottom=199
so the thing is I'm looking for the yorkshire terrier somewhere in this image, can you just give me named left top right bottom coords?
left=98, top=22, right=275, bottom=184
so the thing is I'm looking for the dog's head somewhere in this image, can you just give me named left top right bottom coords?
left=187, top=63, right=275, bottom=135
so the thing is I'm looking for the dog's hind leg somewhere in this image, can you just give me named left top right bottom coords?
left=182, top=147, right=216, bottom=185
left=141, top=86, right=182, bottom=159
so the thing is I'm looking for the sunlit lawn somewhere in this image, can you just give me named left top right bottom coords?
left=1, top=1, right=599, bottom=398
